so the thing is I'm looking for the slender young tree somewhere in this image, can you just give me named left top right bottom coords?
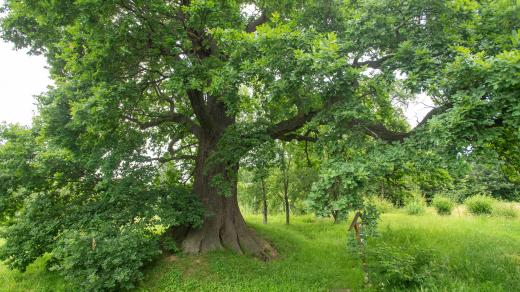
left=278, top=142, right=292, bottom=225
left=260, top=175, right=268, bottom=224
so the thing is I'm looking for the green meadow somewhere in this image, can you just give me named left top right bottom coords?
left=2, top=208, right=520, bottom=292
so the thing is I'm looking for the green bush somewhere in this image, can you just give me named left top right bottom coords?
left=369, top=197, right=395, bottom=214
left=492, top=203, right=518, bottom=218
left=49, top=225, right=161, bottom=291
left=464, top=194, right=496, bottom=215
left=368, top=243, right=440, bottom=289
left=432, top=195, right=455, bottom=215
left=161, top=236, right=181, bottom=254
left=0, top=185, right=204, bottom=291
left=404, top=197, right=426, bottom=215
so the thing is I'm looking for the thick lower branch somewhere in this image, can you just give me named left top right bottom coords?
left=353, top=55, right=394, bottom=69
left=246, top=12, right=268, bottom=33
left=268, top=103, right=451, bottom=143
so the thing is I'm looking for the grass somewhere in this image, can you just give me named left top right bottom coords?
left=138, top=215, right=365, bottom=291
left=0, top=239, right=67, bottom=292
left=372, top=212, right=520, bottom=291
left=1, top=208, right=520, bottom=291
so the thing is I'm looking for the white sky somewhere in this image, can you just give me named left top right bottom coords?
left=0, top=40, right=52, bottom=126
left=402, top=93, right=434, bottom=127
left=0, top=41, right=433, bottom=128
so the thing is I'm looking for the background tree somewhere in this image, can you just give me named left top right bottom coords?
left=239, top=140, right=318, bottom=221
left=240, top=140, right=277, bottom=224
left=277, top=142, right=291, bottom=224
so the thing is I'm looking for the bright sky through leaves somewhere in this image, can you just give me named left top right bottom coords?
left=0, top=41, right=432, bottom=127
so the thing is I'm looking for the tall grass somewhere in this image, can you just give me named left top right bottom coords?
left=404, top=200, right=426, bottom=215
left=368, top=213, right=520, bottom=291
left=140, top=213, right=520, bottom=291
left=492, top=202, right=519, bottom=218
left=0, top=238, right=67, bottom=292
left=2, top=213, right=520, bottom=291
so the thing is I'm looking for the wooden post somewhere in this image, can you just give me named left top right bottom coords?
left=349, top=211, right=369, bottom=284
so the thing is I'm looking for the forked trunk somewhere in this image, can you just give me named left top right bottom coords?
left=178, top=134, right=276, bottom=260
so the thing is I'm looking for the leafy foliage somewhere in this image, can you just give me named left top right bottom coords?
left=0, top=121, right=203, bottom=290
left=368, top=243, right=440, bottom=289
left=404, top=196, right=426, bottom=216
left=367, top=197, right=395, bottom=214
left=0, top=0, right=519, bottom=289
left=48, top=225, right=160, bottom=291
left=450, top=157, right=520, bottom=201
left=307, top=160, right=369, bottom=222
left=432, top=195, right=455, bottom=216
left=464, top=194, right=496, bottom=215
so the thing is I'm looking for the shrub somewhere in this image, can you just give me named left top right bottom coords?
left=368, top=243, right=440, bottom=289
left=492, top=203, right=518, bottom=218
left=369, top=197, right=395, bottom=214
left=0, top=185, right=204, bottom=291
left=432, top=195, right=455, bottom=215
left=161, top=236, right=181, bottom=254
left=404, top=197, right=426, bottom=215
left=301, top=214, right=317, bottom=223
left=464, top=194, right=496, bottom=215
left=49, top=225, right=161, bottom=291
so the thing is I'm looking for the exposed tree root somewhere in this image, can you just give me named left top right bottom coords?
left=178, top=212, right=277, bottom=261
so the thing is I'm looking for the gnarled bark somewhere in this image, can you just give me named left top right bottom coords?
left=177, top=134, right=276, bottom=260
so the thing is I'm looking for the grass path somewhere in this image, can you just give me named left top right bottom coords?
left=138, top=215, right=365, bottom=291
left=1, top=211, right=520, bottom=291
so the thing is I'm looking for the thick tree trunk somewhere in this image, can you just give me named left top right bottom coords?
left=178, top=135, right=276, bottom=260
left=261, top=177, right=268, bottom=225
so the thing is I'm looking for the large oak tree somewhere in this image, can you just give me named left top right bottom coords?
left=0, top=1, right=518, bottom=287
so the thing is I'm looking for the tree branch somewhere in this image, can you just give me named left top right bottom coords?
left=159, top=155, right=197, bottom=163
left=267, top=111, right=319, bottom=139
left=347, top=103, right=452, bottom=142
left=246, top=12, right=268, bottom=33
left=266, top=95, right=344, bottom=141
left=267, top=100, right=450, bottom=144
left=413, top=103, right=451, bottom=130
left=346, top=119, right=408, bottom=141
left=353, top=55, right=394, bottom=69
left=148, top=155, right=197, bottom=165
left=277, top=133, right=317, bottom=142
left=124, top=112, right=201, bottom=138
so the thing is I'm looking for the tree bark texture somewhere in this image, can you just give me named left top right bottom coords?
left=179, top=131, right=276, bottom=260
